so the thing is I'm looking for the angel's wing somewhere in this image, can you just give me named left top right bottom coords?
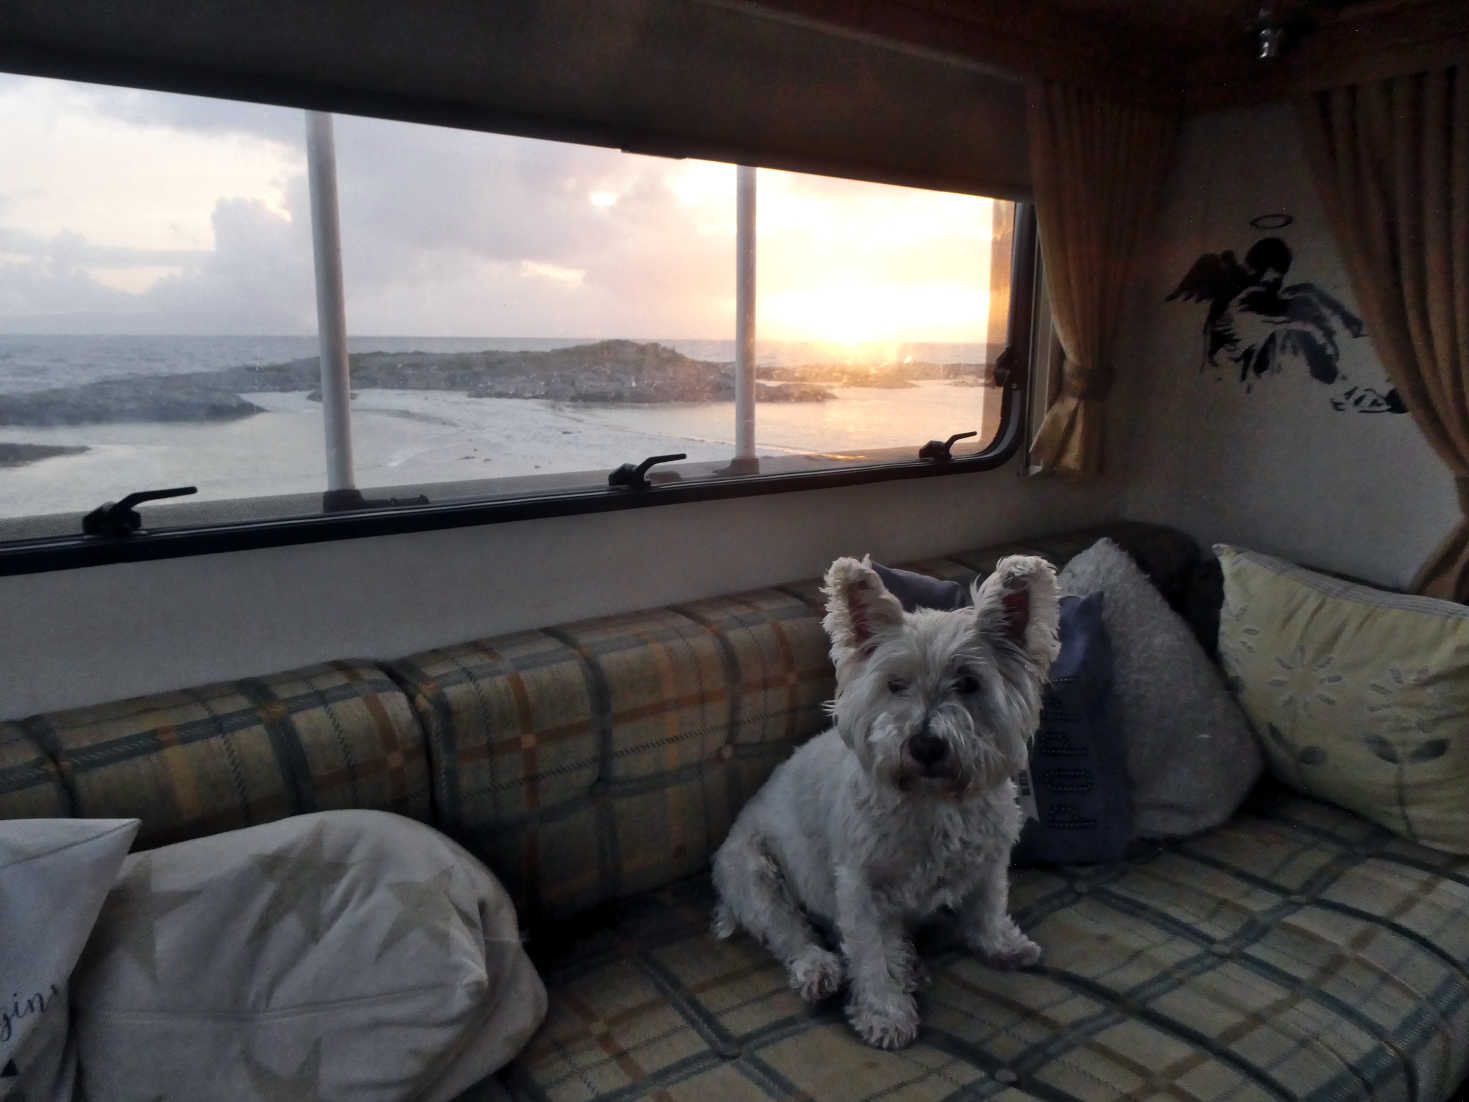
left=1166, top=250, right=1250, bottom=305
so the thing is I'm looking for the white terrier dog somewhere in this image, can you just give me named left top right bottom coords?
left=712, top=554, right=1061, bottom=1049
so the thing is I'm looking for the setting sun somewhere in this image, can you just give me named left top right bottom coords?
left=758, top=284, right=993, bottom=350
left=747, top=170, right=999, bottom=349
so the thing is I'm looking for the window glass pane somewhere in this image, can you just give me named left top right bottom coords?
left=0, top=73, right=1015, bottom=542
left=328, top=116, right=737, bottom=494
left=747, top=169, right=1010, bottom=469
left=0, top=75, right=320, bottom=532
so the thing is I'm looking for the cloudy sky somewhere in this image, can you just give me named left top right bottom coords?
left=0, top=73, right=1004, bottom=344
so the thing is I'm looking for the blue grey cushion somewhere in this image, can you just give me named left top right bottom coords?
left=1011, top=591, right=1130, bottom=864
left=872, top=564, right=1129, bottom=864
left=870, top=562, right=971, bottom=611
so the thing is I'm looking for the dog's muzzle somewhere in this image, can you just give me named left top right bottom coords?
left=901, top=731, right=966, bottom=791
left=907, top=731, right=947, bottom=771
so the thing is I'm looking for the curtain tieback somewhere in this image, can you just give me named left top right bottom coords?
left=1062, top=361, right=1116, bottom=401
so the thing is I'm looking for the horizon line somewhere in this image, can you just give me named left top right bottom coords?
left=0, top=332, right=999, bottom=345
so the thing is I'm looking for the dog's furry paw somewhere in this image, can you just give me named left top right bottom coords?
left=711, top=902, right=737, bottom=940
left=975, top=928, right=1045, bottom=969
left=981, top=936, right=1043, bottom=970
left=787, top=947, right=844, bottom=1003
left=971, top=922, right=1043, bottom=970
left=847, top=991, right=920, bottom=1050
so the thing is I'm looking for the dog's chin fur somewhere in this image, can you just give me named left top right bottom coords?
left=892, top=760, right=1012, bottom=799
left=893, top=770, right=968, bottom=798
left=712, top=554, right=1061, bottom=1051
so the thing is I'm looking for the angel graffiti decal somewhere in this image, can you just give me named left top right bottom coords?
left=1167, top=216, right=1406, bottom=414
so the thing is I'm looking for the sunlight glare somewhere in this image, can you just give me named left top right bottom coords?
left=667, top=160, right=735, bottom=207
left=759, top=284, right=990, bottom=349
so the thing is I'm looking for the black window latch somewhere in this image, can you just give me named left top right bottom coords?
left=609, top=453, right=686, bottom=491
left=918, top=431, right=977, bottom=462
left=82, top=486, right=197, bottom=537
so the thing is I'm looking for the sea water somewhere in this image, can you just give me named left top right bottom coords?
left=0, top=334, right=995, bottom=521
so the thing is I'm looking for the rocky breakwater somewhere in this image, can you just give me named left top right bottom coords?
left=241, top=340, right=830, bottom=403
left=0, top=377, right=265, bottom=426
left=461, top=340, right=832, bottom=403
left=0, top=341, right=834, bottom=429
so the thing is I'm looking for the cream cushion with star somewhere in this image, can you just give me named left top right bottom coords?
left=70, top=810, right=547, bottom=1101
left=1216, top=544, right=1469, bottom=854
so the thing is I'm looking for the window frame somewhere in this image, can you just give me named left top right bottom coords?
left=0, top=175, right=1036, bottom=578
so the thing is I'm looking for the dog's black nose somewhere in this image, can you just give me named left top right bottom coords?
left=908, top=732, right=947, bottom=767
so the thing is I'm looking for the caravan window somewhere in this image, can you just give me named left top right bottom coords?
left=0, top=74, right=1028, bottom=569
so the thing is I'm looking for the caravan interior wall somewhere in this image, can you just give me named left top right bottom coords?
left=1117, top=100, right=1459, bottom=589
left=0, top=464, right=1122, bottom=718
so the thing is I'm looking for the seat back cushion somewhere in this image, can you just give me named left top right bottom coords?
left=391, top=588, right=836, bottom=921
left=0, top=723, right=71, bottom=817
left=17, top=660, right=431, bottom=850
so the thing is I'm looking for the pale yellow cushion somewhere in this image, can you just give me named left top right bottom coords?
left=1215, top=544, right=1469, bottom=853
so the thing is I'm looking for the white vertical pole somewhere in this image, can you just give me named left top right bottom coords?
left=732, top=165, right=758, bottom=473
left=305, top=110, right=356, bottom=497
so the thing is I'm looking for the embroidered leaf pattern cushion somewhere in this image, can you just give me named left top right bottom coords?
left=1216, top=545, right=1469, bottom=853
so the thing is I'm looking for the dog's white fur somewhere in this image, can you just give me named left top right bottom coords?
left=712, top=554, right=1061, bottom=1049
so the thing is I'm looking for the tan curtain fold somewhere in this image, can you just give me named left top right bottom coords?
left=1027, top=82, right=1178, bottom=476
left=1296, top=64, right=1469, bottom=601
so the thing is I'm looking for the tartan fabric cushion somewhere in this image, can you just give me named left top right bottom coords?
left=21, top=660, right=430, bottom=850
left=503, top=792, right=1469, bottom=1102
left=0, top=722, right=70, bottom=817
left=391, top=588, right=834, bottom=921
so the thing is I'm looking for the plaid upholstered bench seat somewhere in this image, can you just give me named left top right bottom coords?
left=498, top=787, right=1469, bottom=1102
left=5, top=521, right=1466, bottom=1100
left=385, top=522, right=1210, bottom=925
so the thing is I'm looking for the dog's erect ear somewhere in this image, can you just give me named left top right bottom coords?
left=972, top=555, right=1062, bottom=672
left=822, top=555, right=905, bottom=660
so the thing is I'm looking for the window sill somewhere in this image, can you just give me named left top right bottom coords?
left=0, top=387, right=1021, bottom=576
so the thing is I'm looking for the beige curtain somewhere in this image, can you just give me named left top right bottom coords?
left=1027, top=82, right=1178, bottom=475
left=1297, top=65, right=1468, bottom=601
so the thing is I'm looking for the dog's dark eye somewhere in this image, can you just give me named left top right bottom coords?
left=955, top=674, right=981, bottom=695
left=887, top=678, right=909, bottom=694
